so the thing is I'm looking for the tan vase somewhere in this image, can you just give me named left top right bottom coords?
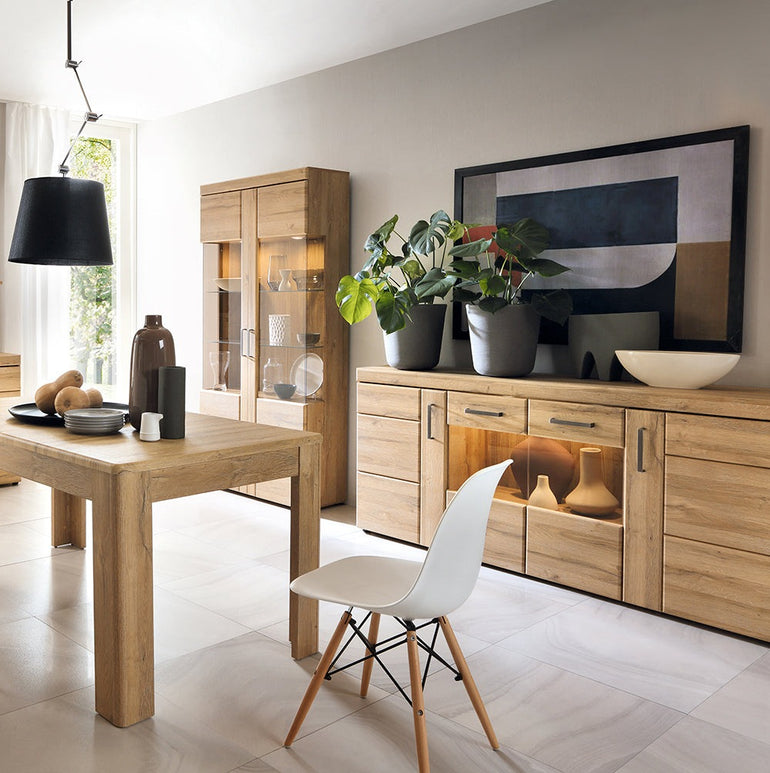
left=528, top=475, right=558, bottom=509
left=510, top=436, right=576, bottom=500
left=565, top=447, right=620, bottom=517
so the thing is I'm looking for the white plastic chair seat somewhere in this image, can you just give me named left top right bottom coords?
left=290, top=555, right=423, bottom=614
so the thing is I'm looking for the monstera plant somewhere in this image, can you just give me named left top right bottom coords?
left=336, top=210, right=490, bottom=334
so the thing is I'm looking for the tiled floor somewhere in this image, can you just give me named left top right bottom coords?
left=0, top=480, right=768, bottom=772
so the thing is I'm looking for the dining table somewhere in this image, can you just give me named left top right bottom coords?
left=0, top=399, right=321, bottom=727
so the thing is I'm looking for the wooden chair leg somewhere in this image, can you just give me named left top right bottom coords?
left=284, top=609, right=352, bottom=747
left=406, top=626, right=430, bottom=773
left=438, top=616, right=499, bottom=750
left=360, top=612, right=380, bottom=698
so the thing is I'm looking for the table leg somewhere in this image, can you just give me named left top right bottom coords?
left=289, top=441, right=320, bottom=659
left=51, top=489, right=87, bottom=548
left=92, top=470, right=155, bottom=727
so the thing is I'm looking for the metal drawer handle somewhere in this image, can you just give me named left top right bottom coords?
left=549, top=417, right=595, bottom=428
left=465, top=408, right=504, bottom=417
left=637, top=427, right=646, bottom=473
left=427, top=403, right=435, bottom=440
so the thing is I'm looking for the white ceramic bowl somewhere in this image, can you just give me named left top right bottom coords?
left=615, top=350, right=740, bottom=389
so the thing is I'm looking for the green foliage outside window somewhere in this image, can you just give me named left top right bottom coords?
left=69, top=136, right=116, bottom=385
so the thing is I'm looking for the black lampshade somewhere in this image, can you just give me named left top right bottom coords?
left=8, top=176, right=113, bottom=266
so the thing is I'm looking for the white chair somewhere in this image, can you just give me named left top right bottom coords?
left=284, top=459, right=512, bottom=772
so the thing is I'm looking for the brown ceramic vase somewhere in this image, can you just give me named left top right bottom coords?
left=128, top=315, right=176, bottom=430
left=510, top=436, right=576, bottom=501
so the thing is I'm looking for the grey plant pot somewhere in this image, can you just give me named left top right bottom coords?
left=383, top=303, right=446, bottom=370
left=465, top=303, right=540, bottom=378
left=568, top=311, right=660, bottom=380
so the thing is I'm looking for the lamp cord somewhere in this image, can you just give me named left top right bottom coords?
left=58, top=0, right=101, bottom=175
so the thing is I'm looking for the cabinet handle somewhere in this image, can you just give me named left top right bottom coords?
left=464, top=408, right=504, bottom=417
left=426, top=403, right=435, bottom=440
left=637, top=427, right=646, bottom=472
left=240, top=328, right=248, bottom=357
left=549, top=417, right=596, bottom=428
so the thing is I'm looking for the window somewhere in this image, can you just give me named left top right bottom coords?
left=68, top=119, right=136, bottom=394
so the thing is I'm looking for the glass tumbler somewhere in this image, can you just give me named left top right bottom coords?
left=210, top=351, right=231, bottom=391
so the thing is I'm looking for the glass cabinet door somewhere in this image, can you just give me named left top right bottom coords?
left=257, top=236, right=326, bottom=404
left=202, top=241, right=242, bottom=393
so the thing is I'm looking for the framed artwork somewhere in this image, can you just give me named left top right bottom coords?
left=453, top=125, right=750, bottom=351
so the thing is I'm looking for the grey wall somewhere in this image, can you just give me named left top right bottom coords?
left=136, top=0, right=770, bottom=501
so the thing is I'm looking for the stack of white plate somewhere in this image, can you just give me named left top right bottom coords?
left=64, top=407, right=126, bottom=435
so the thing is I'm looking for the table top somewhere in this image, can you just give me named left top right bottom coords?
left=0, top=398, right=320, bottom=475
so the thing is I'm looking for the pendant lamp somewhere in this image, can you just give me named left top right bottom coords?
left=8, top=0, right=113, bottom=266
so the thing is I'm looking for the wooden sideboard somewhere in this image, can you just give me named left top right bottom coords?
left=356, top=366, right=770, bottom=642
left=0, top=353, right=21, bottom=485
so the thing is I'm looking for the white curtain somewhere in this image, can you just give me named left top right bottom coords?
left=1, top=102, right=71, bottom=396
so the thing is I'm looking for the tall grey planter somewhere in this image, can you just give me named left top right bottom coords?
left=465, top=303, right=540, bottom=377
left=383, top=303, right=446, bottom=370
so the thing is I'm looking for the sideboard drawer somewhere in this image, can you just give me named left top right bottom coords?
left=529, top=400, right=625, bottom=447
left=665, top=456, right=770, bottom=556
left=526, top=507, right=623, bottom=599
left=357, top=414, right=420, bottom=482
left=358, top=382, right=421, bottom=420
left=358, top=472, right=420, bottom=542
left=664, top=535, right=770, bottom=641
left=666, top=413, right=770, bottom=468
left=447, top=391, right=527, bottom=433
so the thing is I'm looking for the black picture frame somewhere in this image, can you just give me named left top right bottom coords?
left=453, top=125, right=750, bottom=351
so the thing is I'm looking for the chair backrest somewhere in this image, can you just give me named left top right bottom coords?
left=388, top=460, right=511, bottom=620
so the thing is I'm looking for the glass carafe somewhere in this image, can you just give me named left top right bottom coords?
left=262, top=357, right=283, bottom=393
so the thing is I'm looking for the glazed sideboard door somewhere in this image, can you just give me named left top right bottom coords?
left=623, top=409, right=664, bottom=610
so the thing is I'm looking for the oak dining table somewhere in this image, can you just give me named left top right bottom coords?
left=0, top=401, right=321, bottom=727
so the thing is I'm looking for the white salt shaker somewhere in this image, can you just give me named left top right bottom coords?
left=139, top=412, right=163, bottom=441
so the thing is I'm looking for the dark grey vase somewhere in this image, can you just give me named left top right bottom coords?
left=568, top=311, right=660, bottom=381
left=466, top=303, right=540, bottom=377
left=383, top=304, right=446, bottom=370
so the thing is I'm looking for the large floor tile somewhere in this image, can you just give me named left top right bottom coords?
left=0, top=551, right=91, bottom=616
left=0, top=686, right=254, bottom=773
left=425, top=644, right=682, bottom=773
left=616, top=716, right=770, bottom=773
left=162, top=561, right=291, bottom=630
left=0, top=480, right=50, bottom=525
left=498, top=597, right=768, bottom=711
left=152, top=529, right=251, bottom=585
left=0, top=617, right=94, bottom=715
left=262, top=692, right=560, bottom=773
left=690, top=649, right=770, bottom=744
left=0, top=522, right=58, bottom=565
left=155, top=631, right=391, bottom=758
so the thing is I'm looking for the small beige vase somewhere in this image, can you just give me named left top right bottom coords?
left=565, top=447, right=619, bottom=517
left=528, top=475, right=558, bottom=509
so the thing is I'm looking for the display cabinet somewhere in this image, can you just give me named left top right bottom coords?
left=0, top=353, right=21, bottom=485
left=356, top=366, right=770, bottom=643
left=200, top=168, right=349, bottom=507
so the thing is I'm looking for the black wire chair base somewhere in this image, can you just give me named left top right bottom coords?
left=324, top=612, right=462, bottom=707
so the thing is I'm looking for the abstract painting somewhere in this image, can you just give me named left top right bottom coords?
left=453, top=126, right=750, bottom=350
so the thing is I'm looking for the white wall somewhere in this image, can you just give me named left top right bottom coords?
left=136, top=0, right=770, bottom=501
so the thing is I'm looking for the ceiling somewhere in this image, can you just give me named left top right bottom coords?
left=0, top=0, right=553, bottom=121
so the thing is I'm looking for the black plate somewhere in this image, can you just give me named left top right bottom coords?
left=8, top=402, right=129, bottom=426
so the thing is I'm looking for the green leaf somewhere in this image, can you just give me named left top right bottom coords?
left=448, top=259, right=482, bottom=279
left=400, top=259, right=425, bottom=282
left=414, top=267, right=456, bottom=299
left=480, top=273, right=506, bottom=297
left=495, top=218, right=550, bottom=261
left=516, top=256, right=570, bottom=277
left=408, top=210, right=452, bottom=256
left=477, top=296, right=509, bottom=313
left=453, top=286, right=481, bottom=303
left=531, top=290, right=573, bottom=325
left=364, top=215, right=398, bottom=257
left=448, top=237, right=493, bottom=258
left=447, top=220, right=465, bottom=241
left=375, top=290, right=413, bottom=334
left=335, top=275, right=379, bottom=325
